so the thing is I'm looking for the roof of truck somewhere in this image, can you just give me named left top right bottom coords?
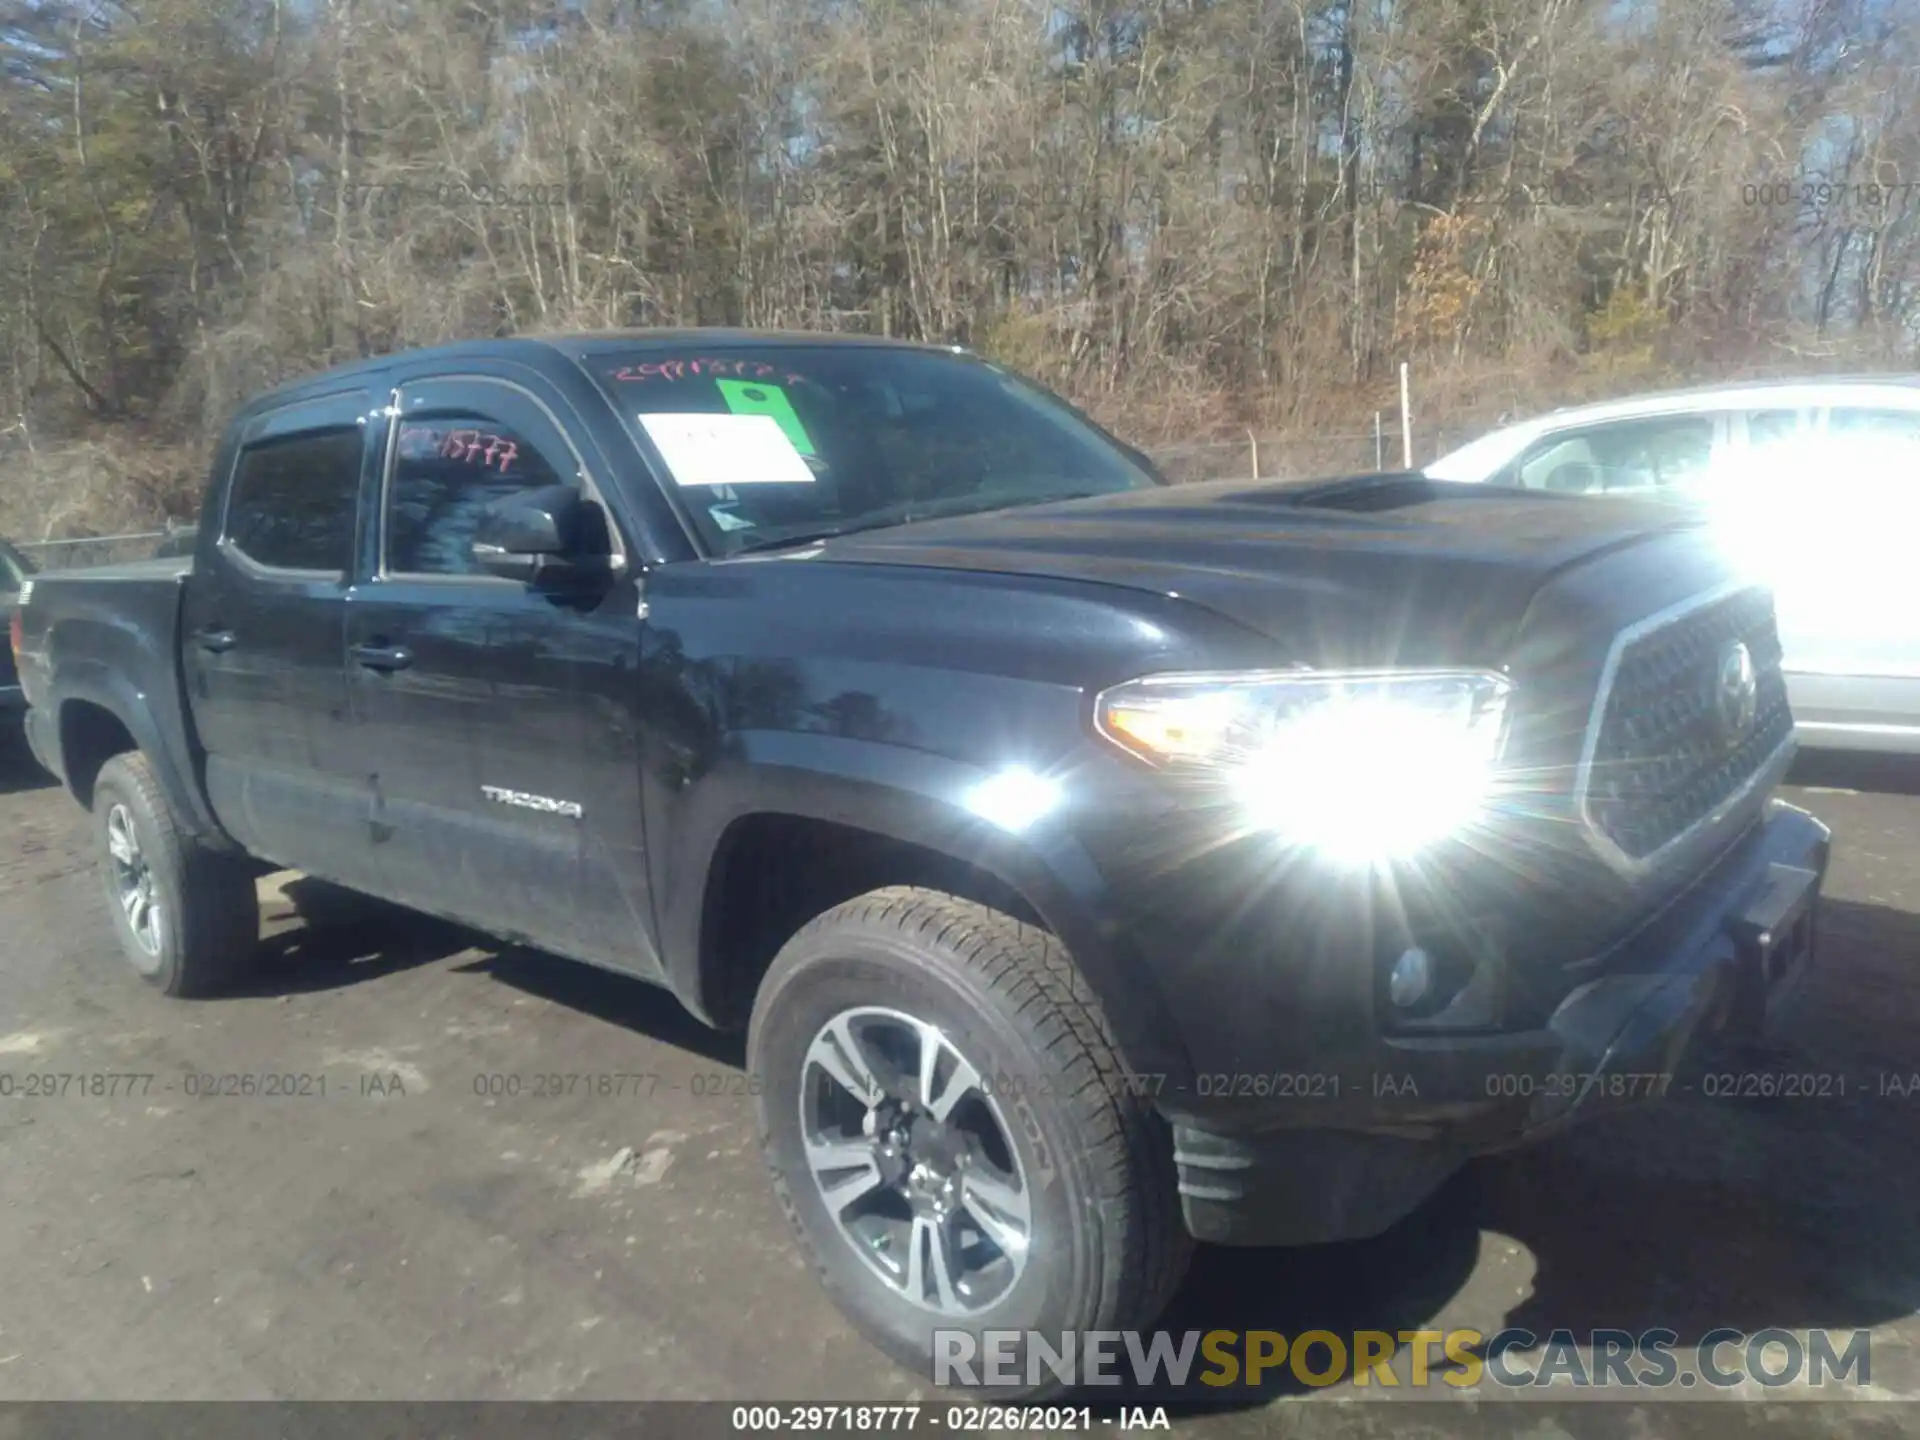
left=545, top=329, right=963, bottom=355
left=234, top=329, right=967, bottom=418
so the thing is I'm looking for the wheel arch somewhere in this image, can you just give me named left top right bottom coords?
left=661, top=735, right=1194, bottom=1091
left=50, top=673, right=227, bottom=845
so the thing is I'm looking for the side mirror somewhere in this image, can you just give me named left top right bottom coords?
left=471, top=484, right=613, bottom=590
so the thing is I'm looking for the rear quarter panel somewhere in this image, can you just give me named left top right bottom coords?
left=19, top=563, right=229, bottom=842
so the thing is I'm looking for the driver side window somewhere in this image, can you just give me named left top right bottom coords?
left=383, top=379, right=612, bottom=579
left=386, top=414, right=571, bottom=577
left=1516, top=436, right=1602, bottom=492
left=1511, top=415, right=1717, bottom=495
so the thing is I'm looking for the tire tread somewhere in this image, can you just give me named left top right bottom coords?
left=95, top=751, right=258, bottom=998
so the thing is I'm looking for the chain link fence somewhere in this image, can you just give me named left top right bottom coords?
left=1144, top=425, right=1471, bottom=484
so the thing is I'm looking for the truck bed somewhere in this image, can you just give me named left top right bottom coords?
left=37, top=555, right=192, bottom=584
left=14, top=557, right=195, bottom=807
left=18, top=558, right=191, bottom=674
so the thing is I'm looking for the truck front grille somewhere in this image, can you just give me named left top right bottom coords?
left=1579, top=585, right=1793, bottom=868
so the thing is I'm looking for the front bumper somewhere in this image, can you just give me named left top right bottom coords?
left=1169, top=799, right=1830, bottom=1246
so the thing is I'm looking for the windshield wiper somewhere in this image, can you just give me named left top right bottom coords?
left=730, top=523, right=873, bottom=555
left=893, top=488, right=1111, bottom=525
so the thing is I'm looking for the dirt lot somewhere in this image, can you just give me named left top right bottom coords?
left=2, top=734, right=1918, bottom=1436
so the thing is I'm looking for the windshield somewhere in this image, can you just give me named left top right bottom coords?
left=592, top=345, right=1163, bottom=555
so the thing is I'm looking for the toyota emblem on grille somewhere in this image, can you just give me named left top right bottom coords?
left=1714, top=640, right=1758, bottom=749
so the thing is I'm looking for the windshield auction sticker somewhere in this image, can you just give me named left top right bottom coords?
left=714, top=378, right=817, bottom=455
left=638, top=413, right=816, bottom=487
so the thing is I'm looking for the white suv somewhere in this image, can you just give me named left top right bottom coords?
left=1427, top=377, right=1920, bottom=754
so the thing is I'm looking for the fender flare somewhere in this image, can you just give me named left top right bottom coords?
left=49, top=667, right=229, bottom=847
left=659, top=731, right=1195, bottom=1090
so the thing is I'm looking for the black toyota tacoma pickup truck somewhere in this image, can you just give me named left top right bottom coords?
left=12, top=331, right=1829, bottom=1391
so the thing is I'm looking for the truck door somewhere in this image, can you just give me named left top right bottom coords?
left=343, top=374, right=659, bottom=976
left=181, top=391, right=372, bottom=872
left=1772, top=404, right=1920, bottom=743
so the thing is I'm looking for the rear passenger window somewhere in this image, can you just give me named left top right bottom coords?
left=1827, top=407, right=1920, bottom=443
left=1517, top=416, right=1716, bottom=495
left=385, top=415, right=572, bottom=577
left=225, top=428, right=363, bottom=572
left=1516, top=436, right=1602, bottom=492
left=1815, top=408, right=1920, bottom=507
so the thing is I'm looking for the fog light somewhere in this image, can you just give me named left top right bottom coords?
left=1389, top=947, right=1434, bottom=1008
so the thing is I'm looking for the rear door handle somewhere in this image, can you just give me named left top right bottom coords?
left=353, top=642, right=414, bottom=673
left=196, top=627, right=237, bottom=654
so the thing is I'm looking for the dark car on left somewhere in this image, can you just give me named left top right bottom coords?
left=1, top=535, right=37, bottom=734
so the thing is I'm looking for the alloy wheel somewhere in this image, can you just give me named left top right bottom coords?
left=799, top=1005, right=1033, bottom=1315
left=104, top=803, right=164, bottom=970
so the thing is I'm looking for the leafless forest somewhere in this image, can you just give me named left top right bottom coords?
left=2, top=0, right=1917, bottom=539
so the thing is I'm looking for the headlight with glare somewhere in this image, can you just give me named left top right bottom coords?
left=1095, top=668, right=1513, bottom=863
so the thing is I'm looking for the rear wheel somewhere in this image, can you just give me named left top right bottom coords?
left=92, top=752, right=259, bottom=997
left=748, top=886, right=1190, bottom=1397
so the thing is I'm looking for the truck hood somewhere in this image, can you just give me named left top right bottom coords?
left=802, top=475, right=1708, bottom=668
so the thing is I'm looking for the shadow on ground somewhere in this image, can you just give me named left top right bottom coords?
left=459, top=945, right=743, bottom=1068
left=234, top=873, right=742, bottom=1065
left=225, top=875, right=480, bottom=998
left=0, top=722, right=56, bottom=795
left=202, top=854, right=1920, bottom=1417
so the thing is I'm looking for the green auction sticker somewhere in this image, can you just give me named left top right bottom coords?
left=715, top=378, right=816, bottom=456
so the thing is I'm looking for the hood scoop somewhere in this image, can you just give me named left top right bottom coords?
left=1277, top=471, right=1568, bottom=513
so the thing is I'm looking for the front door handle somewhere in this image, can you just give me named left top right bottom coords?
left=196, top=627, right=237, bottom=654
left=353, top=642, right=415, bottom=673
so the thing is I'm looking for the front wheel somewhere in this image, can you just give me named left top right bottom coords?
left=92, top=751, right=260, bottom=997
left=748, top=886, right=1190, bottom=1398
